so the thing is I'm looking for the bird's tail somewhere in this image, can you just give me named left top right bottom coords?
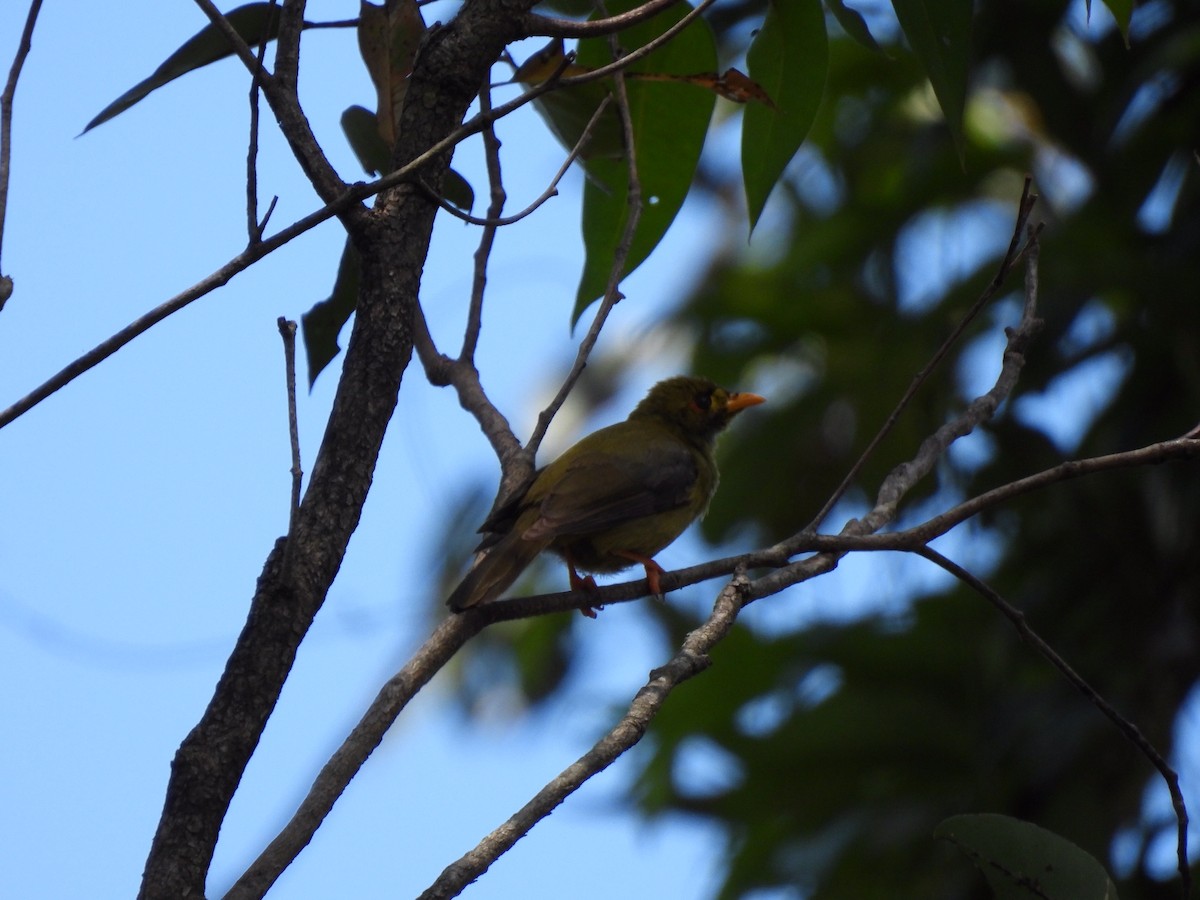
left=446, top=530, right=545, bottom=611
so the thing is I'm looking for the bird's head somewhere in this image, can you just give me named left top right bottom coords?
left=631, top=376, right=765, bottom=442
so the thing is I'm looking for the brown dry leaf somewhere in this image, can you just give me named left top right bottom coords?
left=511, top=40, right=773, bottom=109
left=631, top=67, right=776, bottom=108
left=357, top=0, right=426, bottom=147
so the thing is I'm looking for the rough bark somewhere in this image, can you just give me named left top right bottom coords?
left=137, top=0, right=537, bottom=895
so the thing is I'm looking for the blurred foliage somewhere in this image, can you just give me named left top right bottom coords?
left=438, top=0, right=1200, bottom=897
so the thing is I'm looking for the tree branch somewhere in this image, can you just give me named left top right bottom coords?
left=137, top=0, right=543, bottom=895
left=462, top=78, right=506, bottom=364
left=226, top=614, right=486, bottom=900
left=245, top=0, right=278, bottom=243
left=526, top=27, right=645, bottom=458
left=419, top=573, right=748, bottom=900
left=276, top=317, right=302, bottom=532
left=805, top=177, right=1042, bottom=532
left=0, top=191, right=359, bottom=431
left=0, top=0, right=43, bottom=311
left=915, top=546, right=1191, bottom=899
left=522, top=0, right=682, bottom=38
left=191, top=0, right=355, bottom=216
left=418, top=95, right=611, bottom=228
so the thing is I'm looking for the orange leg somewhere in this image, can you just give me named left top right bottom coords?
left=613, top=551, right=666, bottom=597
left=564, top=554, right=601, bottom=618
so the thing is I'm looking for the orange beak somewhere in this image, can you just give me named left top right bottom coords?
left=726, top=391, right=766, bottom=413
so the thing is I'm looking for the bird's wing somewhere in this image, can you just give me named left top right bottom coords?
left=522, top=436, right=698, bottom=541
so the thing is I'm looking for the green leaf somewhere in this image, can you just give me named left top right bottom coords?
left=742, top=0, right=828, bottom=230
left=935, top=814, right=1119, bottom=900
left=572, top=1, right=718, bottom=324
left=341, top=105, right=393, bottom=175
left=301, top=237, right=359, bottom=388
left=891, top=0, right=972, bottom=161
left=1102, top=0, right=1133, bottom=45
left=825, top=0, right=885, bottom=55
left=82, top=3, right=295, bottom=134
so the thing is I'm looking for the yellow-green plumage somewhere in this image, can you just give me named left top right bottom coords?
left=447, top=376, right=764, bottom=611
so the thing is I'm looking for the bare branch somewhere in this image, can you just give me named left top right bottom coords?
left=915, top=546, right=1191, bottom=899
left=411, top=80, right=527, bottom=474
left=227, top=614, right=485, bottom=900
left=523, top=0, right=682, bottom=38
left=246, top=0, right=279, bottom=243
left=419, top=95, right=612, bottom=229
left=462, top=79, right=507, bottom=365
left=0, top=189, right=360, bottom=431
left=526, top=31, right=644, bottom=457
left=412, top=314, right=527, bottom=466
left=191, top=0, right=353, bottom=213
left=881, top=436, right=1200, bottom=549
left=419, top=573, right=748, bottom=900
left=0, top=0, right=44, bottom=309
left=276, top=317, right=303, bottom=531
left=805, top=177, right=1043, bottom=533
left=0, top=68, right=584, bottom=432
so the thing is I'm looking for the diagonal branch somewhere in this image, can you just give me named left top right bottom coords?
left=245, top=0, right=279, bottom=242
left=137, top=0, right=544, bottom=896
left=191, top=0, right=354, bottom=215
left=526, top=24, right=645, bottom=458
left=0, top=0, right=44, bottom=311
left=418, top=95, right=611, bottom=228
left=225, top=614, right=486, bottom=900
left=805, top=178, right=1042, bottom=533
left=523, top=0, right=682, bottom=38
left=915, top=545, right=1191, bottom=899
left=418, top=572, right=749, bottom=900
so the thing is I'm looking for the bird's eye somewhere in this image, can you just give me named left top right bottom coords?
left=694, top=391, right=712, bottom=411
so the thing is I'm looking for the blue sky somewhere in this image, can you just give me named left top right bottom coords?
left=0, top=3, right=750, bottom=897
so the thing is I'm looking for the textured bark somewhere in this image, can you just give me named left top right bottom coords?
left=137, top=0, right=536, bottom=896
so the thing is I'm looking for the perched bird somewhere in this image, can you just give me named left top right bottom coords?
left=447, top=376, right=765, bottom=614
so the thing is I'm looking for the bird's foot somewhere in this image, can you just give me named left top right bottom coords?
left=614, top=551, right=667, bottom=598
left=567, top=565, right=602, bottom=618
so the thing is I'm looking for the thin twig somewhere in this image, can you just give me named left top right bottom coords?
left=191, top=0, right=352, bottom=210
left=550, top=0, right=715, bottom=90
left=419, top=572, right=751, bottom=900
left=915, top=546, right=1191, bottom=900
left=523, top=0, right=682, bottom=38
left=0, top=190, right=359, bottom=431
left=0, top=36, right=646, bottom=430
left=277, top=317, right=303, bottom=530
left=414, top=85, right=617, bottom=501
left=410, top=78, right=527, bottom=475
left=246, top=0, right=279, bottom=243
left=0, top=0, right=44, bottom=310
left=805, top=178, right=1042, bottom=533
left=525, top=32, right=644, bottom=457
left=462, top=78, right=507, bottom=365
left=418, top=95, right=612, bottom=229
left=225, top=614, right=485, bottom=900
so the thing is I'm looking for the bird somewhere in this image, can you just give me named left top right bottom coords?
left=446, top=375, right=765, bottom=615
